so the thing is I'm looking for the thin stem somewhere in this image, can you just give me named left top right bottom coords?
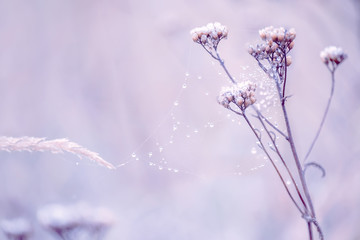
left=282, top=50, right=288, bottom=105
left=242, top=112, right=305, bottom=215
left=308, top=222, right=313, bottom=240
left=304, top=69, right=335, bottom=163
left=256, top=111, right=308, bottom=211
left=255, top=111, right=288, bottom=140
left=201, top=44, right=219, bottom=60
left=214, top=48, right=236, bottom=84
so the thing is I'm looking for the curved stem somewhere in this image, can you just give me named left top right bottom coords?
left=242, top=112, right=305, bottom=215
left=304, top=69, right=335, bottom=163
left=256, top=110, right=308, bottom=211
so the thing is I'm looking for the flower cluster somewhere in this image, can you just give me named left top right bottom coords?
left=0, top=218, right=32, bottom=240
left=248, top=26, right=296, bottom=66
left=320, top=46, right=347, bottom=65
left=190, top=22, right=228, bottom=49
left=217, top=82, right=257, bottom=110
left=37, top=203, right=115, bottom=240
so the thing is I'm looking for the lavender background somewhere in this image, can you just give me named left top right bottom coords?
left=0, top=0, right=359, bottom=239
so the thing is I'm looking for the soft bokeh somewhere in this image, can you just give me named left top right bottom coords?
left=0, top=0, right=359, bottom=239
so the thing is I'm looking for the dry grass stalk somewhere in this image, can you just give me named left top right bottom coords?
left=0, top=136, right=115, bottom=169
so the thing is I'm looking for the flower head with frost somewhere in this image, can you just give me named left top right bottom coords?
left=218, top=82, right=256, bottom=110
left=190, top=22, right=228, bottom=49
left=37, top=202, right=115, bottom=239
left=249, top=26, right=296, bottom=68
left=1, top=218, right=32, bottom=238
left=320, top=46, right=347, bottom=65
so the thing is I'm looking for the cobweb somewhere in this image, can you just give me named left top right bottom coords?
left=114, top=44, right=284, bottom=178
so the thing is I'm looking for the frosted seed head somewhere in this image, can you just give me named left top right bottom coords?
left=320, top=46, right=347, bottom=65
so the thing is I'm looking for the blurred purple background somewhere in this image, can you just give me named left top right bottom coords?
left=0, top=0, right=359, bottom=239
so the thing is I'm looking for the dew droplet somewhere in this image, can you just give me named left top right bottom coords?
left=185, top=72, right=190, bottom=77
left=251, top=147, right=257, bottom=154
left=208, top=122, right=214, bottom=128
left=159, top=146, right=163, bottom=153
left=76, top=162, right=79, bottom=166
left=173, top=124, right=178, bottom=131
left=186, top=134, right=191, bottom=138
left=194, top=129, right=199, bottom=134
left=182, top=83, right=187, bottom=89
left=286, top=180, right=291, bottom=185
left=149, top=162, right=155, bottom=166
left=158, top=166, right=163, bottom=170
left=169, top=140, right=173, bottom=144
left=131, top=152, right=136, bottom=158
left=135, top=157, right=140, bottom=161
left=197, top=76, right=202, bottom=80
left=173, top=169, right=179, bottom=173
left=148, top=152, right=153, bottom=158
left=174, top=101, right=179, bottom=106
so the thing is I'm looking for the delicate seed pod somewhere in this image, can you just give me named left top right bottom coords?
left=259, top=30, right=266, bottom=40
left=278, top=32, right=285, bottom=41
left=236, top=97, right=244, bottom=106
left=250, top=96, right=256, bottom=104
left=248, top=46, right=255, bottom=54
left=200, top=34, right=207, bottom=43
left=249, top=91, right=255, bottom=97
left=286, top=55, right=292, bottom=66
left=288, top=40, right=295, bottom=50
left=211, top=32, right=218, bottom=39
left=192, top=33, right=199, bottom=42
left=271, top=33, right=278, bottom=42
left=244, top=99, right=252, bottom=108
left=288, top=28, right=296, bottom=40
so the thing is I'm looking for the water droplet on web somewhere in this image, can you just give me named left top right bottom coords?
left=186, top=134, right=191, bottom=138
left=149, top=162, right=155, bottom=166
left=131, top=152, right=136, bottom=158
left=173, top=124, right=178, bottom=131
left=251, top=147, right=257, bottom=154
left=169, top=140, right=173, bottom=144
left=173, top=169, right=179, bottom=173
left=185, top=72, right=190, bottom=77
left=286, top=180, right=291, bottom=185
left=194, top=129, right=199, bottom=134
left=182, top=83, right=187, bottom=89
left=135, top=157, right=140, bottom=161
left=205, top=92, right=209, bottom=96
left=148, top=152, right=153, bottom=158
left=197, top=76, right=202, bottom=80
left=174, top=101, right=179, bottom=106
left=208, top=122, right=215, bottom=128
left=76, top=162, right=79, bottom=166
left=158, top=166, right=163, bottom=170
left=159, top=146, right=163, bottom=153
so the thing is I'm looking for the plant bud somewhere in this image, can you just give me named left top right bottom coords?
left=192, top=33, right=199, bottom=42
left=289, top=41, right=295, bottom=50
left=244, top=99, right=252, bottom=108
left=286, top=55, right=292, bottom=66
left=250, top=96, right=256, bottom=104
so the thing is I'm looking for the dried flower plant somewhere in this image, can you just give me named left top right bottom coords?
left=191, top=22, right=347, bottom=240
left=37, top=203, right=115, bottom=240
left=0, top=218, right=32, bottom=240
left=0, top=136, right=115, bottom=169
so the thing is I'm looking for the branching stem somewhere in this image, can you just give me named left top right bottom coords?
left=304, top=68, right=335, bottom=163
